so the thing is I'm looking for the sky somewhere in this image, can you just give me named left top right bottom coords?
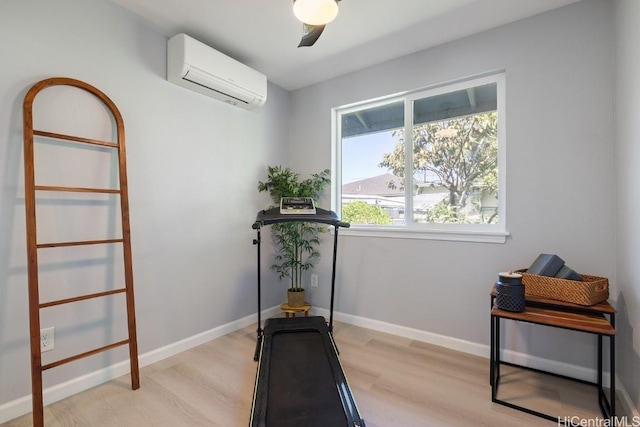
left=342, top=130, right=396, bottom=184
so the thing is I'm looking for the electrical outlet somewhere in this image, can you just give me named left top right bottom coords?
left=311, top=273, right=318, bottom=287
left=41, top=327, right=55, bottom=352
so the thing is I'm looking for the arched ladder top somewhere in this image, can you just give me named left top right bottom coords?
left=23, top=77, right=124, bottom=132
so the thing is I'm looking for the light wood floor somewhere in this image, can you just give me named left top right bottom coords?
left=2, top=320, right=626, bottom=426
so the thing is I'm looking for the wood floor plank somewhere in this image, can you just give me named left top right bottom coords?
left=1, top=320, right=628, bottom=426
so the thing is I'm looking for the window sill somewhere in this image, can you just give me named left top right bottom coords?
left=336, top=226, right=510, bottom=243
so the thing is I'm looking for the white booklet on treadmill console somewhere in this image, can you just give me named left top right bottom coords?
left=280, top=197, right=316, bottom=214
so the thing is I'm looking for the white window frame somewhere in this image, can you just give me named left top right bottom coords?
left=331, top=72, right=508, bottom=243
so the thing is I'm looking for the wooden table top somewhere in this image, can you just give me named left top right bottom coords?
left=490, top=287, right=616, bottom=314
left=491, top=305, right=616, bottom=336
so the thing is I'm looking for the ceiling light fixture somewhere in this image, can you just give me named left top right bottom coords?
left=293, top=0, right=339, bottom=26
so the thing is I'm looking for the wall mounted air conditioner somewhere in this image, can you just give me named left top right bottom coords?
left=167, top=33, right=267, bottom=110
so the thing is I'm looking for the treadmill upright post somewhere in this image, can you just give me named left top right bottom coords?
left=329, top=225, right=339, bottom=332
left=251, top=208, right=350, bottom=357
left=253, top=226, right=263, bottom=361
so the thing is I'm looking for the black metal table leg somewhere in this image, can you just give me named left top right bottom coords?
left=610, top=314, right=616, bottom=418
left=489, top=316, right=496, bottom=388
left=598, top=334, right=603, bottom=409
left=495, top=315, right=500, bottom=387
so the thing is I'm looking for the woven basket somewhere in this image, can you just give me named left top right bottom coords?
left=515, top=269, right=609, bottom=306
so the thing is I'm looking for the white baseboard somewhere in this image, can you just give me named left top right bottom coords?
left=616, top=380, right=640, bottom=420
left=0, top=306, right=280, bottom=424
left=2, top=306, right=637, bottom=423
left=314, top=307, right=639, bottom=418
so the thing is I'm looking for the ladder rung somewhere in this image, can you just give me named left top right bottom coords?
left=37, top=238, right=124, bottom=249
left=42, top=339, right=130, bottom=371
left=35, top=185, right=121, bottom=194
left=40, top=288, right=126, bottom=309
left=33, top=130, right=119, bottom=148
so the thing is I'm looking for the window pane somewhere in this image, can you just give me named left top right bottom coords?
left=411, top=83, right=498, bottom=224
left=341, top=101, right=404, bottom=226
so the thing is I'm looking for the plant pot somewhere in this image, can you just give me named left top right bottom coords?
left=287, top=288, right=305, bottom=307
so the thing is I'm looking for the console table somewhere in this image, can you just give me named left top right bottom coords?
left=490, top=290, right=616, bottom=423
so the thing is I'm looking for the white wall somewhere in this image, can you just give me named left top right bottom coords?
left=614, top=0, right=640, bottom=411
left=0, top=0, right=288, bottom=412
left=290, top=0, right=616, bottom=369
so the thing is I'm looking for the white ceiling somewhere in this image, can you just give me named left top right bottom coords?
left=111, top=0, right=582, bottom=91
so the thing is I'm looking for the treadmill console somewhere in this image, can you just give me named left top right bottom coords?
left=280, top=197, right=316, bottom=214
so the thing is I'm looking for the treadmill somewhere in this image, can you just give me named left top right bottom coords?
left=250, top=207, right=365, bottom=427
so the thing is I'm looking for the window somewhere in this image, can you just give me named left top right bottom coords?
left=332, top=73, right=507, bottom=242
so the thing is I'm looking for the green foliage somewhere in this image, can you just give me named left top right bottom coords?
left=424, top=200, right=463, bottom=223
left=258, top=166, right=330, bottom=202
left=342, top=201, right=393, bottom=225
left=380, top=112, right=498, bottom=223
left=258, top=166, right=331, bottom=290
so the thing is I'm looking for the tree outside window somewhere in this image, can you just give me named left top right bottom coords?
left=380, top=111, right=498, bottom=224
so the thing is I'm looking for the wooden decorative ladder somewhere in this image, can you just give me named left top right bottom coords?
left=22, top=77, right=140, bottom=427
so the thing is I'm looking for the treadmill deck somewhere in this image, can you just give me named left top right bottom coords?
left=250, top=316, right=364, bottom=427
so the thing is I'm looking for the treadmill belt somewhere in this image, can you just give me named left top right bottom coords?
left=251, top=316, right=365, bottom=427
left=267, top=331, right=348, bottom=426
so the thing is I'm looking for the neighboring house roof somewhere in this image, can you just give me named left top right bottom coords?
left=341, top=193, right=447, bottom=210
left=342, top=173, right=450, bottom=211
left=342, top=174, right=404, bottom=197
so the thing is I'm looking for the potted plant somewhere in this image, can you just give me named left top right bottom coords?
left=258, top=166, right=331, bottom=307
